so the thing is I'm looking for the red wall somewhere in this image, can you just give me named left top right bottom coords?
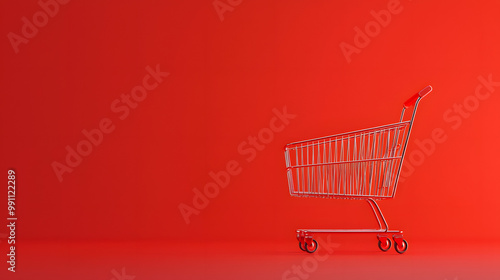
left=2, top=0, right=500, bottom=244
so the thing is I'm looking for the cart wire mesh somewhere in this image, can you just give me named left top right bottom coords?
left=285, top=121, right=410, bottom=200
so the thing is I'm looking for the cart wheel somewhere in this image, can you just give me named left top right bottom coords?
left=299, top=242, right=306, bottom=251
left=394, top=239, right=408, bottom=254
left=378, top=238, right=392, bottom=252
left=305, top=239, right=318, bottom=253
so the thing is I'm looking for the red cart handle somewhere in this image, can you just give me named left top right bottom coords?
left=403, top=85, right=433, bottom=108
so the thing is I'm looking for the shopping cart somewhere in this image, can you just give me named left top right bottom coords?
left=284, top=85, right=433, bottom=254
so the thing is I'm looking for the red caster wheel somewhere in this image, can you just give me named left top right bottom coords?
left=378, top=238, right=392, bottom=252
left=299, top=242, right=306, bottom=251
left=394, top=239, right=408, bottom=254
left=377, top=234, right=392, bottom=252
left=304, top=239, right=318, bottom=253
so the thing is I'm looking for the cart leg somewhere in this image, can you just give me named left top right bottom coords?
left=366, top=198, right=389, bottom=231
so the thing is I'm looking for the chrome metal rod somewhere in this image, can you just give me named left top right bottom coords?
left=368, top=198, right=389, bottom=231
left=366, top=199, right=383, bottom=230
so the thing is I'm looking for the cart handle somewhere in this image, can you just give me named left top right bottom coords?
left=403, top=85, right=433, bottom=108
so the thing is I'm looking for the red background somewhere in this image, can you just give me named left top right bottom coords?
left=1, top=0, right=500, bottom=279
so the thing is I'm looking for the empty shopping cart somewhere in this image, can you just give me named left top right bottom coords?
left=284, top=85, right=433, bottom=254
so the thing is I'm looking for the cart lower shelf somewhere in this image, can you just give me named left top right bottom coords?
left=295, top=198, right=408, bottom=254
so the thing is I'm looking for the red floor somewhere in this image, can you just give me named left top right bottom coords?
left=3, top=238, right=499, bottom=279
